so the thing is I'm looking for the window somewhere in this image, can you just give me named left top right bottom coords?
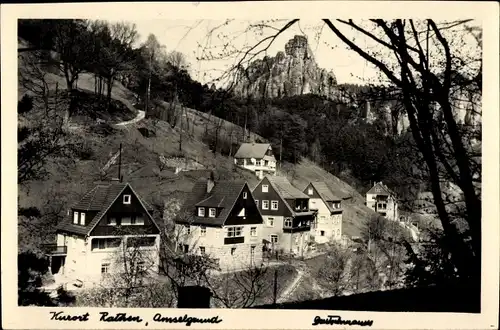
left=262, top=184, right=269, bottom=193
left=123, top=195, right=131, bottom=204
left=255, top=200, right=259, bottom=207
left=127, top=237, right=156, bottom=248
left=107, top=217, right=117, bottom=226
left=308, top=188, right=313, bottom=195
left=133, top=215, right=145, bottom=225
left=183, top=244, right=189, bottom=253
left=92, top=238, right=121, bottom=251
left=262, top=200, right=269, bottom=210
left=73, top=212, right=79, bottom=224
left=121, top=216, right=132, bottom=225
left=80, top=212, right=86, bottom=225
left=136, top=261, right=146, bottom=275
left=243, top=192, right=248, bottom=199
left=101, top=262, right=110, bottom=274
left=185, top=225, right=191, bottom=235
left=250, top=245, right=256, bottom=258
left=250, top=227, right=257, bottom=236
left=198, top=207, right=205, bottom=217
left=270, top=235, right=278, bottom=244
left=271, top=200, right=278, bottom=210
left=231, top=247, right=237, bottom=256
left=255, top=160, right=261, bottom=166
left=267, top=217, right=274, bottom=227
left=284, top=218, right=292, bottom=227
left=209, top=208, right=216, bottom=217
left=200, top=226, right=206, bottom=236
left=199, top=246, right=206, bottom=255
left=320, top=230, right=325, bottom=236
left=226, top=226, right=243, bottom=237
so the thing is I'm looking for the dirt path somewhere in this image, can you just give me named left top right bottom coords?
left=276, top=268, right=304, bottom=303
left=115, top=110, right=145, bottom=126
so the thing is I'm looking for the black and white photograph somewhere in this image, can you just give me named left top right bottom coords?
left=2, top=1, right=499, bottom=329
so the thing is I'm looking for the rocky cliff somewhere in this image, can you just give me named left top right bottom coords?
left=232, top=35, right=412, bottom=135
left=232, top=35, right=340, bottom=99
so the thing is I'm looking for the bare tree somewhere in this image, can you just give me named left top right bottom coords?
left=315, top=243, right=352, bottom=296
left=201, top=18, right=481, bottom=285
left=166, top=50, right=190, bottom=71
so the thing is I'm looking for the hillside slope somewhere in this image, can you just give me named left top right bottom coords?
left=18, top=49, right=375, bottom=253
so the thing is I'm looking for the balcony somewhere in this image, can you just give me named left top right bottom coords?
left=283, top=225, right=311, bottom=233
left=42, top=244, right=67, bottom=256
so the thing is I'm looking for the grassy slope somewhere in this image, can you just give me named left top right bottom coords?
left=18, top=43, right=375, bottom=245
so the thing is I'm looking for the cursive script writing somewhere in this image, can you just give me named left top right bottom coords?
left=50, top=311, right=90, bottom=321
left=313, top=315, right=373, bottom=327
left=153, top=313, right=222, bottom=326
left=99, top=312, right=143, bottom=322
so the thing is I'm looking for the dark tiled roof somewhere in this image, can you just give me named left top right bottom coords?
left=56, top=182, right=159, bottom=236
left=267, top=176, right=309, bottom=199
left=234, top=143, right=271, bottom=159
left=177, top=179, right=246, bottom=226
left=73, top=183, right=127, bottom=211
left=367, top=182, right=395, bottom=197
left=311, top=182, right=342, bottom=202
left=308, top=182, right=342, bottom=214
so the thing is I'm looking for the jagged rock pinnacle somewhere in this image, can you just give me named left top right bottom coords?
left=233, top=35, right=338, bottom=99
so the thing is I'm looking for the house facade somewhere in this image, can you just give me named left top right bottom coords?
left=252, top=176, right=316, bottom=257
left=234, top=143, right=277, bottom=179
left=366, top=182, right=399, bottom=221
left=303, top=182, right=343, bottom=244
left=175, top=176, right=264, bottom=271
left=45, top=182, right=161, bottom=287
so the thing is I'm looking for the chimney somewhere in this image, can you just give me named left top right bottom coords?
left=207, top=172, right=215, bottom=193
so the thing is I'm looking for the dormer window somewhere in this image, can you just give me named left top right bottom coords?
left=123, top=195, right=131, bottom=204
left=198, top=207, right=205, bottom=217
left=243, top=192, right=248, bottom=199
left=308, top=188, right=313, bottom=195
left=80, top=212, right=86, bottom=225
left=73, top=211, right=79, bottom=224
left=209, top=208, right=216, bottom=217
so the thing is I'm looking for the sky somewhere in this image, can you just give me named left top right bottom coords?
left=126, top=19, right=481, bottom=88
left=129, top=19, right=382, bottom=87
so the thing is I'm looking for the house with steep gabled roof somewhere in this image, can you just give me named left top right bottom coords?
left=45, top=181, right=161, bottom=287
left=366, top=181, right=399, bottom=221
left=252, top=175, right=317, bottom=257
left=175, top=175, right=264, bottom=271
left=234, top=142, right=277, bottom=179
left=303, top=182, right=343, bottom=243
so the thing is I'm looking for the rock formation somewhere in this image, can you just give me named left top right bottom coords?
left=232, top=35, right=338, bottom=99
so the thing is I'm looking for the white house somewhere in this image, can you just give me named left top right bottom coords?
left=45, top=182, right=161, bottom=288
left=366, top=182, right=399, bottom=221
left=234, top=143, right=277, bottom=179
left=252, top=176, right=316, bottom=257
left=174, top=175, right=265, bottom=271
left=303, top=182, right=343, bottom=243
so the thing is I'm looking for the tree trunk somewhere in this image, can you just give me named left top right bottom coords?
left=107, top=76, right=113, bottom=111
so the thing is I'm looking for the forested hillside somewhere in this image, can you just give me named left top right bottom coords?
left=17, top=20, right=378, bottom=258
